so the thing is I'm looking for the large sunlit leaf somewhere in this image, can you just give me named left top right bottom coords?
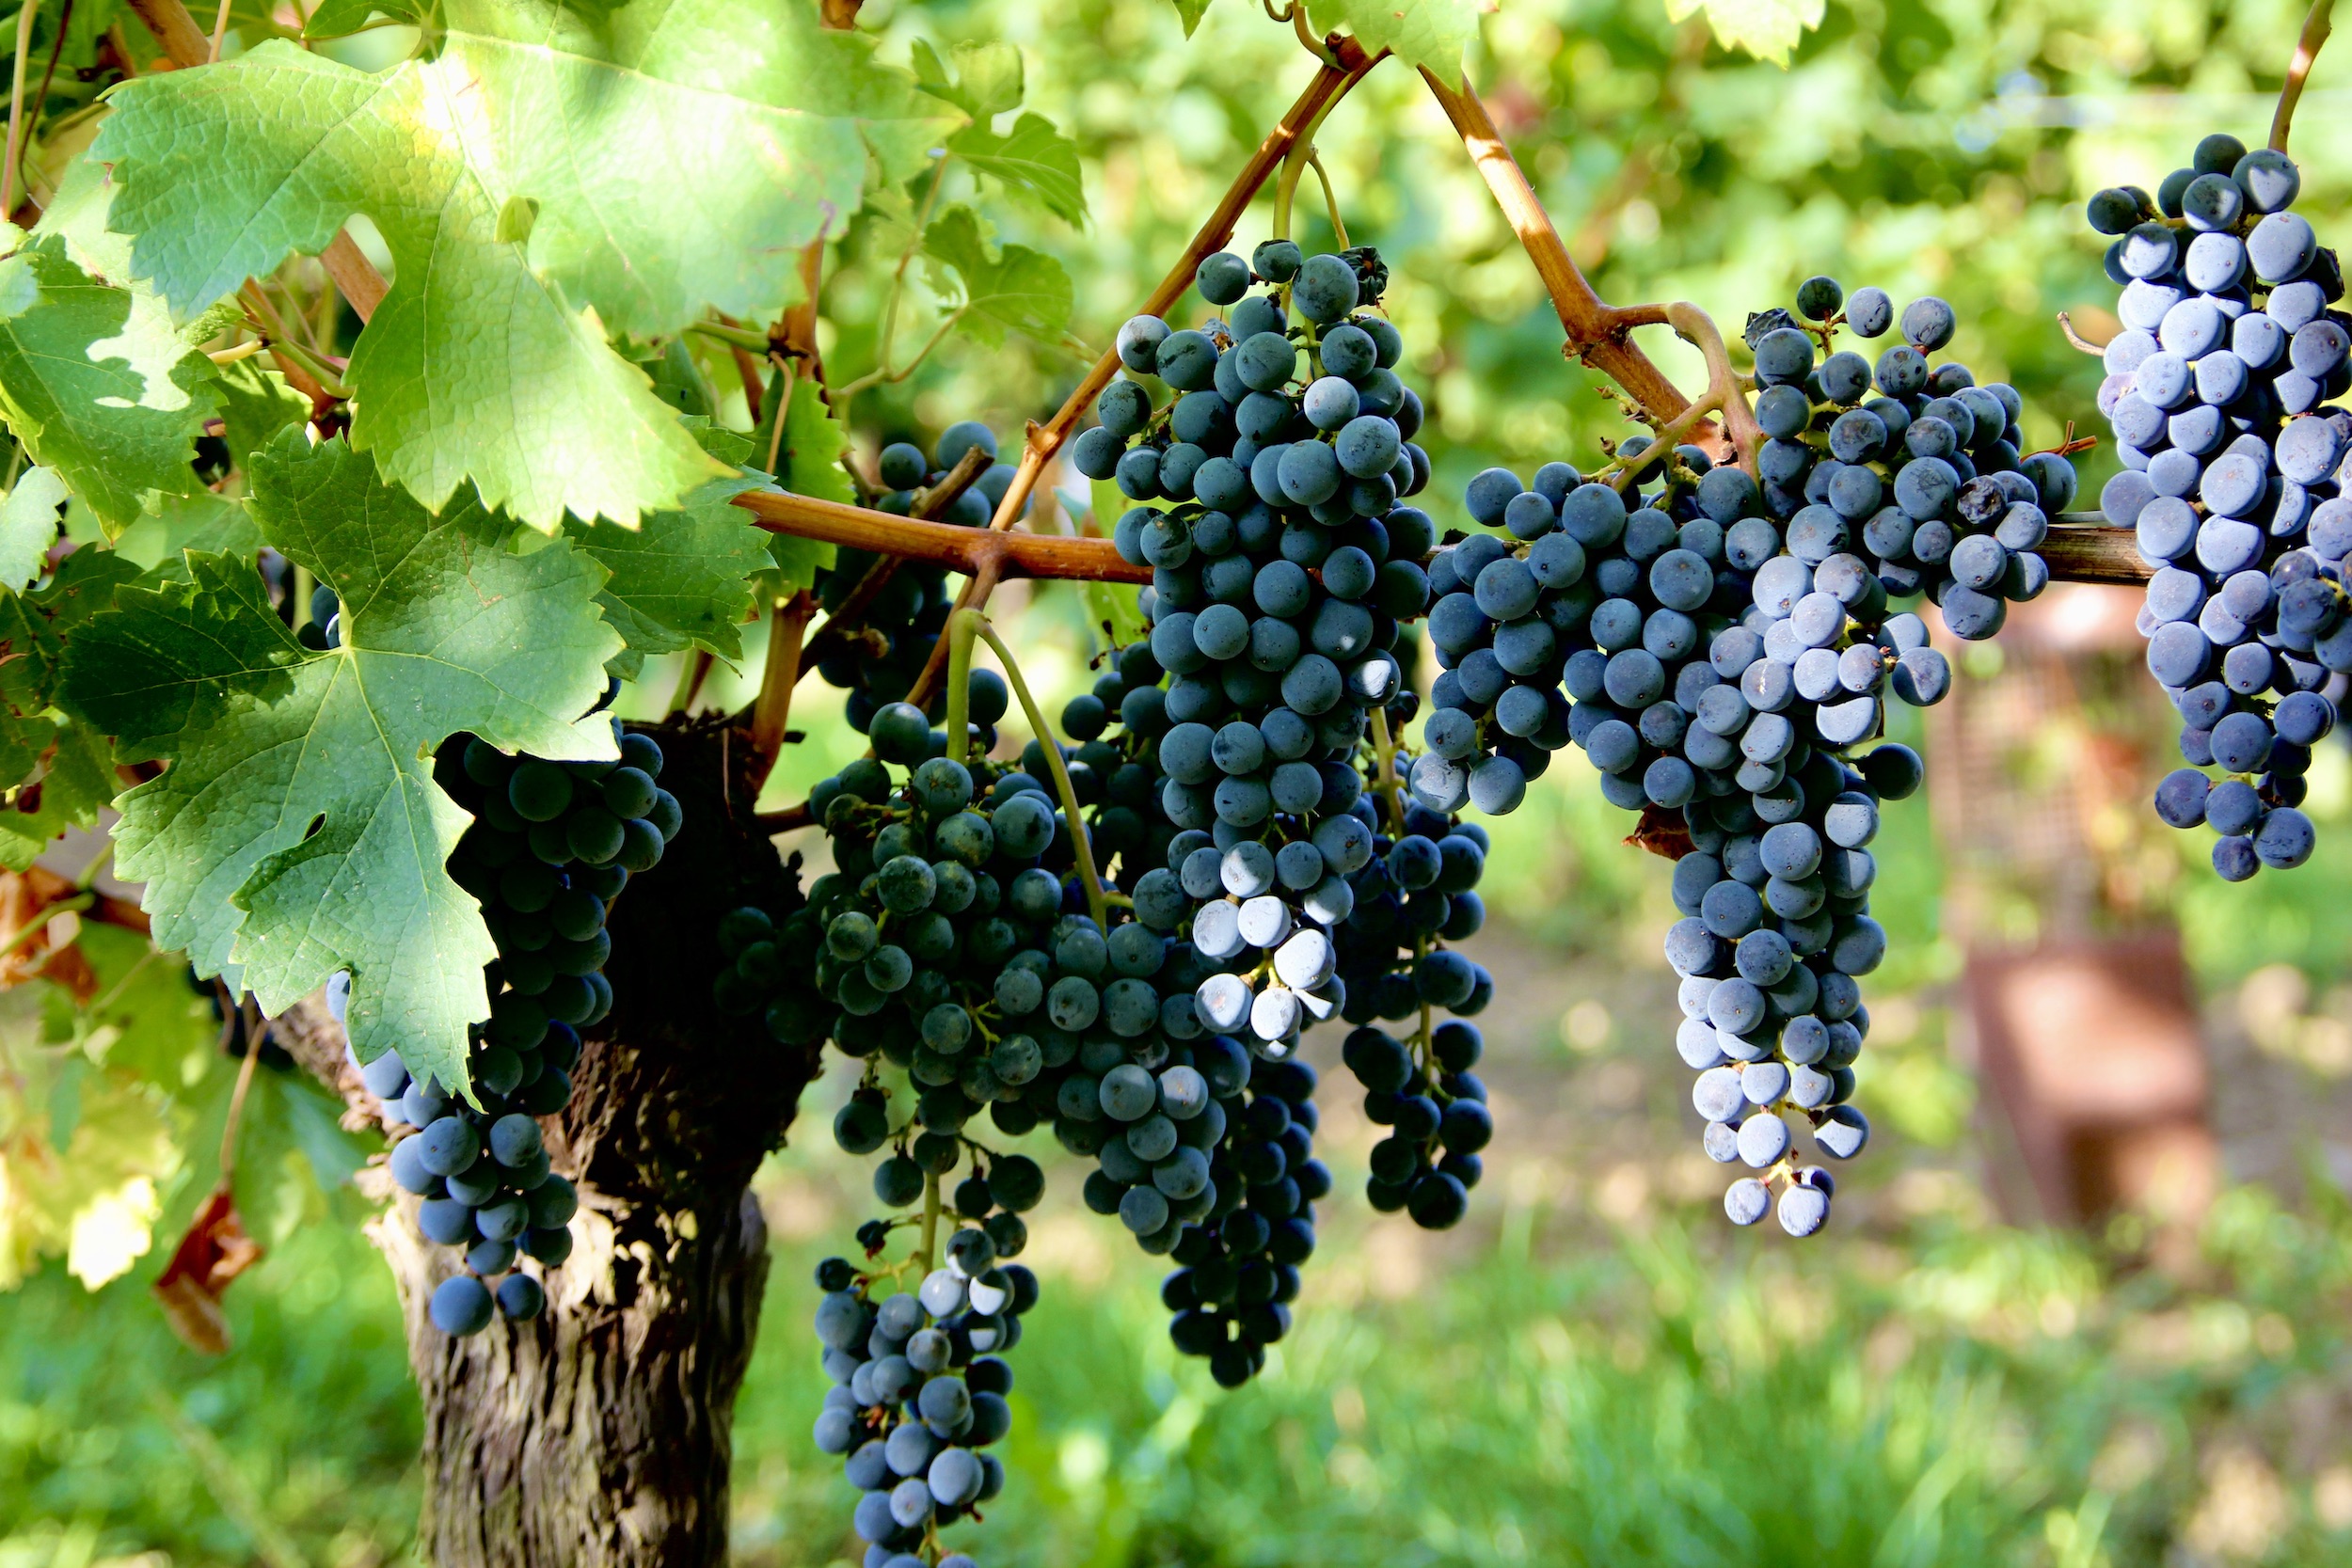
left=1309, top=0, right=1484, bottom=86
left=58, top=435, right=619, bottom=1095
left=91, top=2, right=957, bottom=528
left=1661, top=0, right=1825, bottom=65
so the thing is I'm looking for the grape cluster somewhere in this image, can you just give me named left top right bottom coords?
left=809, top=1239, right=1036, bottom=1568
left=1073, top=241, right=1441, bottom=1055
left=816, top=422, right=1025, bottom=736
left=1328, top=798, right=1495, bottom=1228
left=1410, top=461, right=1963, bottom=1236
left=1735, top=279, right=2078, bottom=639
left=2084, top=134, right=2343, bottom=879
left=1152, top=1053, right=1322, bottom=1388
left=375, top=721, right=680, bottom=1336
left=787, top=673, right=1335, bottom=1386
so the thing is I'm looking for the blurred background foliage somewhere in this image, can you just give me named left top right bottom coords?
left=13, top=0, right=2352, bottom=1565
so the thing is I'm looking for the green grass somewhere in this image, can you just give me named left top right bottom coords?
left=8, top=1168, right=2352, bottom=1568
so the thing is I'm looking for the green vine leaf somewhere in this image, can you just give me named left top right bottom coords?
left=751, top=378, right=848, bottom=596
left=952, top=114, right=1088, bottom=228
left=911, top=39, right=1025, bottom=119
left=1308, top=0, right=1482, bottom=86
left=0, top=235, right=222, bottom=534
left=566, top=474, right=774, bottom=674
left=110, top=492, right=263, bottom=587
left=0, top=550, right=142, bottom=866
left=59, top=435, right=620, bottom=1095
left=1661, top=0, right=1825, bottom=64
left=210, top=358, right=310, bottom=475
left=0, top=719, right=114, bottom=872
left=0, top=467, right=68, bottom=593
left=90, top=4, right=956, bottom=528
left=922, top=206, right=1074, bottom=348
left=1168, top=0, right=1216, bottom=37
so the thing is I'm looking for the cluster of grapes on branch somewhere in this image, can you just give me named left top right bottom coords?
left=815, top=422, right=1025, bottom=736
left=1406, top=277, right=2081, bottom=1235
left=2085, top=133, right=2345, bottom=879
left=1073, top=240, right=1502, bottom=1229
left=806, top=1238, right=1036, bottom=1568
left=372, top=699, right=680, bottom=1337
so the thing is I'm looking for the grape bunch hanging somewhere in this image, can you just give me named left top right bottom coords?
left=1410, top=278, right=2080, bottom=1235
left=370, top=703, right=681, bottom=1338
left=814, top=423, right=1025, bottom=736
left=2084, top=134, right=2344, bottom=879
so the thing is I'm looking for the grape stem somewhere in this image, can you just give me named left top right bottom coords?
left=2272, top=0, right=2337, bottom=153
left=1418, top=70, right=1738, bottom=465
left=943, top=610, right=982, bottom=768
left=1368, top=705, right=1406, bottom=838
left=1589, top=303, right=1763, bottom=485
left=2055, top=311, right=2110, bottom=356
left=965, top=613, right=1111, bottom=930
left=747, top=591, right=813, bottom=771
left=917, top=1170, right=941, bottom=1275
left=2, top=0, right=37, bottom=220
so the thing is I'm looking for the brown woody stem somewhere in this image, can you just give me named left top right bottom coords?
left=747, top=592, right=813, bottom=776
left=1420, top=69, right=1726, bottom=457
left=731, top=490, right=1143, bottom=585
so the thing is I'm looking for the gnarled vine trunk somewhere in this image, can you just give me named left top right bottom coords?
left=281, top=717, right=818, bottom=1568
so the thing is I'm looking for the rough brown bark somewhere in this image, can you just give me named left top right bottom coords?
left=280, top=716, right=820, bottom=1568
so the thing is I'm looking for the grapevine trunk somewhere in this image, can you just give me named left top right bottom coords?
left=281, top=718, right=819, bottom=1567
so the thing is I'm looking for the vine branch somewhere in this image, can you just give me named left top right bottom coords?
left=1420, top=69, right=1729, bottom=460
left=730, top=490, right=1147, bottom=584
left=2271, top=0, right=2336, bottom=153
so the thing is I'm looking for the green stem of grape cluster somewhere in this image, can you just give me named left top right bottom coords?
left=948, top=610, right=1111, bottom=930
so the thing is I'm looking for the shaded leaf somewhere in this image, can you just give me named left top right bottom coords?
left=58, top=435, right=619, bottom=1095
left=952, top=114, right=1087, bottom=228
left=0, top=236, right=221, bottom=533
left=209, top=359, right=310, bottom=475
left=567, top=474, right=773, bottom=666
left=911, top=38, right=1025, bottom=119
left=923, top=205, right=1073, bottom=348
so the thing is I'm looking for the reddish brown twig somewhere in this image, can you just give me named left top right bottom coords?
left=1420, top=69, right=1720, bottom=453
left=730, top=490, right=1146, bottom=584
left=795, top=443, right=994, bottom=673
left=747, top=591, right=813, bottom=777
